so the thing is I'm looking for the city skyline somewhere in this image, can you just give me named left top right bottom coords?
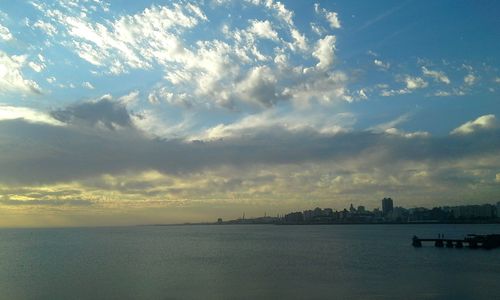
left=216, top=198, right=500, bottom=224
left=0, top=0, right=499, bottom=226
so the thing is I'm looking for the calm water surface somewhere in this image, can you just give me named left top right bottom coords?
left=0, top=224, right=499, bottom=300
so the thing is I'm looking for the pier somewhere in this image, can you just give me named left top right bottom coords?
left=412, top=234, right=500, bottom=249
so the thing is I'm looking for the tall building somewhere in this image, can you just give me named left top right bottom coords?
left=382, top=197, right=394, bottom=216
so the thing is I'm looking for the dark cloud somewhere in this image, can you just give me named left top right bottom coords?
left=50, top=98, right=133, bottom=130
left=0, top=100, right=499, bottom=185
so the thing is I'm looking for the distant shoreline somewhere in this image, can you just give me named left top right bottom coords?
left=145, top=220, right=500, bottom=226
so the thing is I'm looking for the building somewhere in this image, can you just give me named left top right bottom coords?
left=382, top=197, right=394, bottom=216
left=451, top=204, right=496, bottom=219
left=284, top=212, right=303, bottom=223
left=323, top=208, right=334, bottom=217
left=497, top=202, right=500, bottom=218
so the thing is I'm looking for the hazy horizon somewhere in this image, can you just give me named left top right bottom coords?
left=0, top=0, right=499, bottom=227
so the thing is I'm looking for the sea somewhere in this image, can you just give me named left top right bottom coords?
left=0, top=224, right=499, bottom=300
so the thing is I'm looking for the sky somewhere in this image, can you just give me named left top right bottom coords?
left=0, top=0, right=499, bottom=227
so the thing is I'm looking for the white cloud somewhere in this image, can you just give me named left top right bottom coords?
left=248, top=19, right=278, bottom=40
left=148, top=87, right=192, bottom=108
left=28, top=61, right=45, bottom=72
left=34, top=1, right=353, bottom=110
left=464, top=73, right=477, bottom=86
left=33, top=20, right=58, bottom=36
left=119, top=90, right=140, bottom=106
left=82, top=81, right=95, bottom=89
left=373, top=59, right=390, bottom=70
left=47, top=3, right=207, bottom=73
left=422, top=66, right=450, bottom=84
left=0, top=105, right=63, bottom=126
left=404, top=76, right=428, bottom=90
left=433, top=89, right=465, bottom=97
left=310, top=23, right=325, bottom=35
left=314, top=3, right=341, bottom=29
left=192, top=108, right=354, bottom=141
left=312, top=35, right=336, bottom=70
left=384, top=128, right=429, bottom=138
left=284, top=71, right=350, bottom=105
left=380, top=88, right=410, bottom=97
left=290, top=28, right=308, bottom=51
left=0, top=51, right=41, bottom=94
left=0, top=23, right=13, bottom=40
left=451, top=114, right=497, bottom=135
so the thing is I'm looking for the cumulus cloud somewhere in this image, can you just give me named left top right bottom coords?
left=248, top=19, right=279, bottom=40
left=119, top=90, right=140, bottom=106
left=451, top=114, right=497, bottom=135
left=237, top=66, right=280, bottom=107
left=403, top=76, right=428, bottom=90
left=0, top=51, right=41, bottom=94
left=422, top=66, right=450, bottom=84
left=24, top=1, right=355, bottom=110
left=312, top=35, right=336, bottom=70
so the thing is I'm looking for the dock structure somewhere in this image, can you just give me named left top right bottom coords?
left=412, top=234, right=500, bottom=249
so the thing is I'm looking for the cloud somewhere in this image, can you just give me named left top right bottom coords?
left=119, top=90, right=140, bottom=106
left=1, top=100, right=499, bottom=188
left=384, top=128, right=429, bottom=138
left=403, top=76, right=428, bottom=90
left=314, top=3, right=341, bottom=29
left=50, top=98, right=134, bottom=130
left=0, top=105, right=64, bottom=126
left=32, top=20, right=58, bottom=36
left=27, top=1, right=355, bottom=110
left=0, top=199, right=93, bottom=207
left=193, top=108, right=354, bottom=140
left=312, top=35, right=336, bottom=70
left=28, top=61, right=45, bottom=73
left=82, top=81, right=95, bottom=89
left=421, top=66, right=450, bottom=84
left=451, top=114, right=497, bottom=135
left=236, top=66, right=280, bottom=107
left=310, top=23, right=325, bottom=35
left=0, top=51, right=41, bottom=94
left=248, top=19, right=279, bottom=40
left=41, top=3, right=207, bottom=73
left=0, top=23, right=12, bottom=40
left=464, top=73, right=477, bottom=86
left=373, top=59, right=390, bottom=70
